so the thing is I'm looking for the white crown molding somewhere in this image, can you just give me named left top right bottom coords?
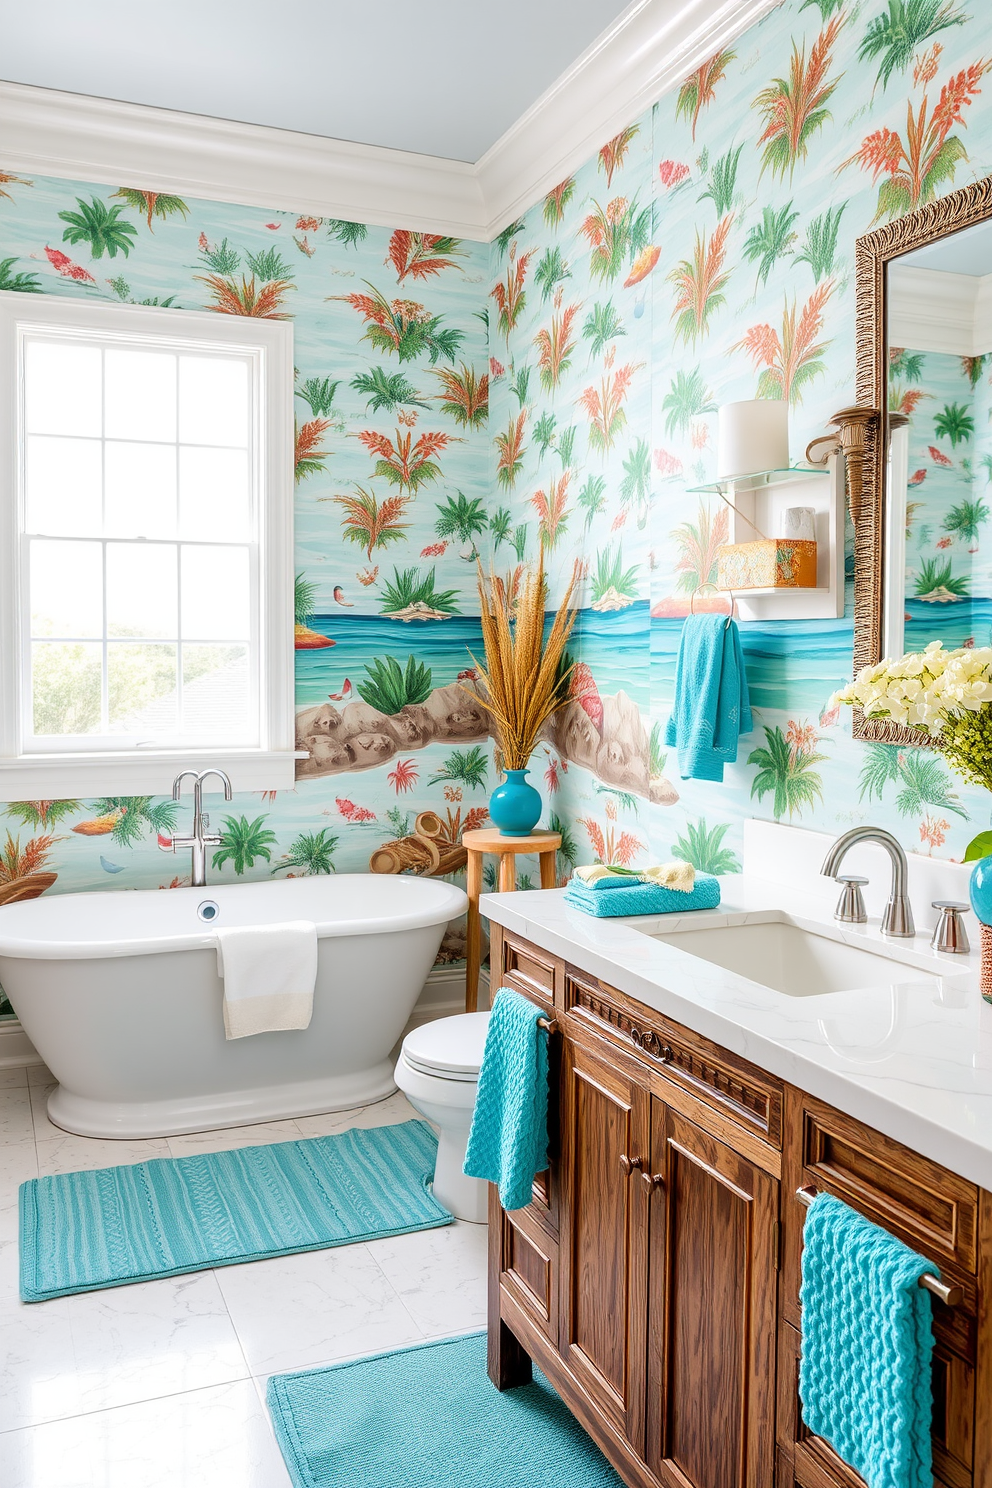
left=0, top=81, right=489, bottom=239
left=477, top=0, right=781, bottom=235
left=889, top=265, right=992, bottom=357
left=0, top=0, right=780, bottom=243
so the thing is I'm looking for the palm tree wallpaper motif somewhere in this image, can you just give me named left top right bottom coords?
left=2, top=0, right=992, bottom=993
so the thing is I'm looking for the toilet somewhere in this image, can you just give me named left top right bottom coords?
left=394, top=1012, right=490, bottom=1224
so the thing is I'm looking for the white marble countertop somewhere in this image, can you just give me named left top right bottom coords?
left=480, top=874, right=992, bottom=1190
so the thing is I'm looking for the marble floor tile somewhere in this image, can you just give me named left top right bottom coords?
left=26, top=1064, right=54, bottom=1087
left=0, top=1379, right=292, bottom=1488
left=0, top=1138, right=37, bottom=1207
left=28, top=1084, right=60, bottom=1142
left=215, top=1242, right=424, bottom=1378
left=366, top=1219, right=488, bottom=1337
left=166, top=1119, right=305, bottom=1160
left=35, top=1135, right=170, bottom=1177
left=0, top=1090, right=34, bottom=1143
left=293, top=1089, right=418, bottom=1138
left=0, top=1270, right=249, bottom=1432
left=0, top=1066, right=28, bottom=1089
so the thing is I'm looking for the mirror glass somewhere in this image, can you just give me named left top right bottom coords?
left=884, top=218, right=992, bottom=659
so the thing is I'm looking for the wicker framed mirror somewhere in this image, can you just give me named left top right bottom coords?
left=852, top=173, right=992, bottom=745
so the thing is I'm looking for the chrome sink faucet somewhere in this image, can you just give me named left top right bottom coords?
left=159, top=769, right=233, bottom=887
left=821, top=826, right=915, bottom=938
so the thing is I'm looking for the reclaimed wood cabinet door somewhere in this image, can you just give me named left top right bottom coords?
left=558, top=1028, right=651, bottom=1453
left=645, top=1100, right=779, bottom=1488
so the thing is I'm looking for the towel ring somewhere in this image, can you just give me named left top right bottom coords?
left=795, top=1187, right=961, bottom=1306
left=688, top=585, right=738, bottom=627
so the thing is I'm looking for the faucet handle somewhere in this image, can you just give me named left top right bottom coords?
left=834, top=874, right=868, bottom=924
left=931, top=901, right=971, bottom=955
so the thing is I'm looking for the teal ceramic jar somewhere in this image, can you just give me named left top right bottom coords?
left=489, top=769, right=542, bottom=837
left=969, top=856, right=992, bottom=1005
left=970, top=855, right=992, bottom=924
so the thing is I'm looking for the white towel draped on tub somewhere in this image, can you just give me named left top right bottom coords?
left=215, top=921, right=319, bottom=1040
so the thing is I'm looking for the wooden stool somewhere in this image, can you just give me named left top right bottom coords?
left=462, top=827, right=561, bottom=1014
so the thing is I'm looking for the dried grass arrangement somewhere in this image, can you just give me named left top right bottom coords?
left=468, top=550, right=581, bottom=771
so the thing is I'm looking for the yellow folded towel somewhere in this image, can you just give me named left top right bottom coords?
left=642, top=862, right=695, bottom=892
left=573, top=862, right=695, bottom=892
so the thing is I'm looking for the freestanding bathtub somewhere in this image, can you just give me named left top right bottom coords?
left=0, top=874, right=467, bottom=1139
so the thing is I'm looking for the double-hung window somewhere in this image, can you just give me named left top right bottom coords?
left=0, top=293, right=295, bottom=795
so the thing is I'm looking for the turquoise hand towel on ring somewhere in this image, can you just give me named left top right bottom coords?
left=664, top=611, right=752, bottom=782
left=799, top=1191, right=938, bottom=1488
left=463, top=988, right=549, bottom=1212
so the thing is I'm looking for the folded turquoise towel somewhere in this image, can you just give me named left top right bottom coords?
left=664, top=612, right=752, bottom=782
left=463, top=989, right=549, bottom=1211
left=800, top=1192, right=937, bottom=1488
left=564, top=875, right=721, bottom=917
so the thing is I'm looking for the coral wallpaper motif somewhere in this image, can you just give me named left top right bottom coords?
left=3, top=0, right=992, bottom=1026
left=0, top=171, right=493, bottom=992
left=487, top=0, right=992, bottom=885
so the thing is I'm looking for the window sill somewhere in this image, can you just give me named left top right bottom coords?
left=0, top=749, right=304, bottom=799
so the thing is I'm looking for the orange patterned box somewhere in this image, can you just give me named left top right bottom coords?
left=717, top=539, right=817, bottom=590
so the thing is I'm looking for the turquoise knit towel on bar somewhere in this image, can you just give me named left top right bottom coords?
left=463, top=988, right=549, bottom=1212
left=799, top=1192, right=937, bottom=1488
left=563, top=875, right=721, bottom=918
left=664, top=612, right=752, bottom=782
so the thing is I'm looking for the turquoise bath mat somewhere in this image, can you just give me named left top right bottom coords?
left=19, top=1119, right=451, bottom=1302
left=267, top=1331, right=623, bottom=1488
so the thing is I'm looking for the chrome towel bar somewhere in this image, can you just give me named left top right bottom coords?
left=537, top=1017, right=558, bottom=1033
left=795, top=1186, right=961, bottom=1307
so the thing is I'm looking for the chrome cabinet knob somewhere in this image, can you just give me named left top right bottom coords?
left=930, top=901, right=970, bottom=955
left=834, top=874, right=868, bottom=924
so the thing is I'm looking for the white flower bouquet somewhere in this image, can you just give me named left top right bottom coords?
left=834, top=640, right=992, bottom=735
left=835, top=641, right=992, bottom=859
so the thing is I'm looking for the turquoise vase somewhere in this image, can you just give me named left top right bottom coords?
left=970, top=855, right=992, bottom=924
left=489, top=768, right=542, bottom=838
left=970, top=856, right=992, bottom=1005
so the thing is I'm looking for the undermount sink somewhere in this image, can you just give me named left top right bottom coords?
left=644, top=917, right=945, bottom=998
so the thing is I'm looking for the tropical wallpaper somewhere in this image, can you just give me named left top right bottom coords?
left=2, top=0, right=992, bottom=1020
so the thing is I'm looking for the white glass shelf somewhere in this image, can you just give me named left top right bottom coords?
left=686, top=466, right=830, bottom=496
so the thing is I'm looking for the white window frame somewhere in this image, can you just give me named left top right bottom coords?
left=0, top=292, right=296, bottom=797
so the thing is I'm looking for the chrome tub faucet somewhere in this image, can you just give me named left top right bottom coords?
left=821, top=826, right=915, bottom=938
left=160, top=769, right=233, bottom=887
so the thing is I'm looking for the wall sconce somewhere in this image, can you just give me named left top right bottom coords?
left=805, top=405, right=879, bottom=525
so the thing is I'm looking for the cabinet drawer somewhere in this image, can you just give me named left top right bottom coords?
left=779, top=1320, right=971, bottom=1488
left=499, top=931, right=558, bottom=1006
left=565, top=965, right=783, bottom=1149
left=497, top=1204, right=558, bottom=1345
left=799, top=1096, right=978, bottom=1276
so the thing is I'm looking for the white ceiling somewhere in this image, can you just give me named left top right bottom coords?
left=0, top=0, right=637, bottom=163
left=900, top=219, right=992, bottom=277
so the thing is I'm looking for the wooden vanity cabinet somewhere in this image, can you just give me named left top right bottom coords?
left=489, top=928, right=780, bottom=1487
left=488, top=926, right=992, bottom=1488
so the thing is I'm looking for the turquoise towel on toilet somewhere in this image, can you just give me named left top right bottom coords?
left=463, top=989, right=549, bottom=1212
left=800, top=1192, right=937, bottom=1488
left=563, top=875, right=721, bottom=917
left=664, top=612, right=752, bottom=781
